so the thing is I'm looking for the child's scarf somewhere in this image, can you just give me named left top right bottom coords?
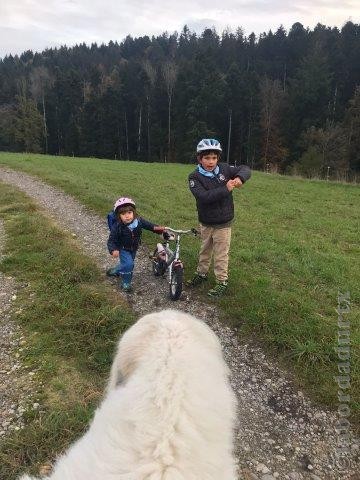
left=124, top=218, right=139, bottom=230
left=198, top=165, right=220, bottom=177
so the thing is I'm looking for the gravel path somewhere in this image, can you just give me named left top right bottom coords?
left=0, top=166, right=359, bottom=480
left=0, top=220, right=40, bottom=439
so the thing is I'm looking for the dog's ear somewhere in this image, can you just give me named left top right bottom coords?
left=107, top=319, right=158, bottom=392
left=108, top=343, right=137, bottom=390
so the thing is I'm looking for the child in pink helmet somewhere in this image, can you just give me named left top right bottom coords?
left=107, top=197, right=166, bottom=292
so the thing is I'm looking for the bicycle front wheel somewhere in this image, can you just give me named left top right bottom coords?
left=169, top=265, right=183, bottom=300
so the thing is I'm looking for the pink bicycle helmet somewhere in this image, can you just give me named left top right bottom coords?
left=113, top=197, right=136, bottom=212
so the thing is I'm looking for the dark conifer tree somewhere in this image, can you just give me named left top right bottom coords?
left=0, top=21, right=359, bottom=178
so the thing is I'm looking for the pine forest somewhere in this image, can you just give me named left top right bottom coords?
left=0, top=22, right=359, bottom=180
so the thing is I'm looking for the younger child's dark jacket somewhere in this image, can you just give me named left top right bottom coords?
left=107, top=215, right=164, bottom=254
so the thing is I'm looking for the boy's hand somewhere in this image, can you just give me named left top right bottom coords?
left=233, top=177, right=243, bottom=187
left=227, top=178, right=243, bottom=191
left=112, top=250, right=120, bottom=258
left=226, top=179, right=236, bottom=191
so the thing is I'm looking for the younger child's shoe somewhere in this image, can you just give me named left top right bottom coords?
left=106, top=267, right=120, bottom=277
left=121, top=283, right=133, bottom=293
left=208, top=281, right=228, bottom=297
left=186, top=272, right=208, bottom=287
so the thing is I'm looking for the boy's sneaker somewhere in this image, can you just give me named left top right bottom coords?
left=208, top=281, right=228, bottom=297
left=186, top=272, right=208, bottom=287
left=121, top=283, right=133, bottom=293
left=106, top=267, right=120, bottom=277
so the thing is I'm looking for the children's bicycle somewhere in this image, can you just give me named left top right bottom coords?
left=151, top=227, right=198, bottom=300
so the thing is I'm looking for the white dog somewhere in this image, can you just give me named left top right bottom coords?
left=20, top=309, right=237, bottom=480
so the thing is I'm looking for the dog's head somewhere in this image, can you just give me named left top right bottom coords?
left=109, top=309, right=224, bottom=389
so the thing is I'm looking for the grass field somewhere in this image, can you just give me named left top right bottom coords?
left=0, top=181, right=134, bottom=479
left=0, top=152, right=359, bottom=429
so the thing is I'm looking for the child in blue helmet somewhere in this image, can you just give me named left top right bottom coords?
left=187, top=139, right=251, bottom=297
left=107, top=197, right=166, bottom=292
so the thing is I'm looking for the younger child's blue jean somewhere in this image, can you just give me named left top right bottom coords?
left=115, top=249, right=136, bottom=286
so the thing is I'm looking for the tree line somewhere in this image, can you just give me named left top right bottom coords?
left=0, top=22, right=359, bottom=180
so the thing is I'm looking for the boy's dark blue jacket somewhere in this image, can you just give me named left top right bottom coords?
left=107, top=213, right=163, bottom=254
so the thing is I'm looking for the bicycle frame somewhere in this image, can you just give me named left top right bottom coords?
left=165, top=228, right=184, bottom=283
left=152, top=227, right=198, bottom=300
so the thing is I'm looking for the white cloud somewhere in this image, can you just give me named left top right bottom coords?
left=0, top=0, right=358, bottom=58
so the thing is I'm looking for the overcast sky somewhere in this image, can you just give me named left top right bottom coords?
left=0, top=0, right=358, bottom=58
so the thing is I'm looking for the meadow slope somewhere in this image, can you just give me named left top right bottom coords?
left=0, top=152, right=359, bottom=414
left=0, top=153, right=359, bottom=479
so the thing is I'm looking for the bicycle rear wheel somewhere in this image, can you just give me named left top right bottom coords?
left=169, top=265, right=183, bottom=300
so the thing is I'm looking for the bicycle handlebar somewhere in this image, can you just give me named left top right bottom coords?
left=165, top=227, right=199, bottom=236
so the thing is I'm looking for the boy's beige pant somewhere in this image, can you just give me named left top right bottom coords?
left=197, top=224, right=232, bottom=282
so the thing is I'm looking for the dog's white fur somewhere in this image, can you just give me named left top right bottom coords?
left=20, top=309, right=237, bottom=480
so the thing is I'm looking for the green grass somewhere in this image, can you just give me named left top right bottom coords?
left=0, top=181, right=134, bottom=479
left=0, top=152, right=359, bottom=424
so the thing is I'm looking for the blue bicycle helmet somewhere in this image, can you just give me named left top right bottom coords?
left=196, top=138, right=222, bottom=153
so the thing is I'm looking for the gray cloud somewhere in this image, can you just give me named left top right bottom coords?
left=0, top=0, right=358, bottom=58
